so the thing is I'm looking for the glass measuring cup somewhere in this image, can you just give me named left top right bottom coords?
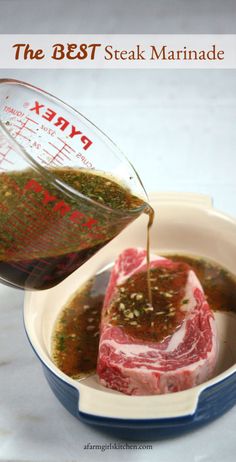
left=0, top=79, right=148, bottom=290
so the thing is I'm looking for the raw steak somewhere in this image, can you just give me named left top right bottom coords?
left=97, top=248, right=218, bottom=395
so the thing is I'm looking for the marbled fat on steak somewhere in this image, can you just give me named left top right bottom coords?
left=97, top=248, right=218, bottom=395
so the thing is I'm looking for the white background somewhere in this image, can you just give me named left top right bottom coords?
left=0, top=1, right=236, bottom=461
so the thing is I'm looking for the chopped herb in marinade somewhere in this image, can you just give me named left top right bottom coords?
left=0, top=167, right=153, bottom=290
left=105, top=262, right=189, bottom=342
left=51, top=270, right=110, bottom=379
left=54, top=168, right=144, bottom=211
left=51, top=255, right=236, bottom=380
left=168, top=254, right=236, bottom=313
left=56, top=333, right=66, bottom=352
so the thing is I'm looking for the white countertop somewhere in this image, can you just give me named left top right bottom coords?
left=1, top=0, right=236, bottom=460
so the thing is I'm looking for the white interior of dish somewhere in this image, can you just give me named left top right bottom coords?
left=24, top=193, right=236, bottom=419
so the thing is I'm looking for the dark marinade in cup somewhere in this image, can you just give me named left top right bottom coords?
left=0, top=167, right=152, bottom=289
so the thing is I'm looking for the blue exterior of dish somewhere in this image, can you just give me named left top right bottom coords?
left=24, top=314, right=236, bottom=439
left=42, top=361, right=236, bottom=439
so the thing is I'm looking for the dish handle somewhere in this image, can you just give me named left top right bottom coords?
left=76, top=382, right=202, bottom=420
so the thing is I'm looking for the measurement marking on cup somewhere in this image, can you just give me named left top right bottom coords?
left=40, top=138, right=76, bottom=166
left=0, top=144, right=14, bottom=171
left=40, top=150, right=63, bottom=166
left=11, top=116, right=39, bottom=141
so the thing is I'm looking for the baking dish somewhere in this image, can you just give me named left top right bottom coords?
left=24, top=193, right=236, bottom=439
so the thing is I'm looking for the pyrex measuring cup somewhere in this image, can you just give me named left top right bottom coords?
left=0, top=79, right=148, bottom=290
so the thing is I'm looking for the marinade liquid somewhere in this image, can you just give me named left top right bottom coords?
left=52, top=255, right=236, bottom=379
left=0, top=168, right=153, bottom=290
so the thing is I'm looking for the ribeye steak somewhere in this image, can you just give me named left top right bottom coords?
left=97, top=248, right=218, bottom=395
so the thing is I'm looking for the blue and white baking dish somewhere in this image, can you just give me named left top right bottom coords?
left=24, top=193, right=236, bottom=439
